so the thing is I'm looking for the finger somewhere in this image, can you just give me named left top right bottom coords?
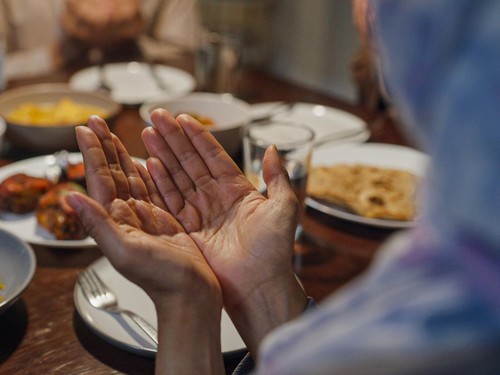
left=145, top=156, right=185, bottom=214
left=86, top=116, right=131, bottom=200
left=133, top=159, right=168, bottom=210
left=66, top=192, right=132, bottom=263
left=262, top=145, right=298, bottom=207
left=141, top=114, right=196, bottom=200
left=149, top=109, right=215, bottom=190
left=133, top=199, right=185, bottom=236
left=146, top=157, right=202, bottom=233
left=176, top=114, right=242, bottom=180
left=75, top=125, right=117, bottom=206
left=112, top=134, right=150, bottom=201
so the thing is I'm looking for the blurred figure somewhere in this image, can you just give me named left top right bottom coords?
left=0, top=0, right=200, bottom=80
left=350, top=0, right=388, bottom=115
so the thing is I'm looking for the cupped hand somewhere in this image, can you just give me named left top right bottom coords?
left=66, top=116, right=221, bottom=309
left=142, top=110, right=308, bottom=352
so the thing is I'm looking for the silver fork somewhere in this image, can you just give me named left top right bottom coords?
left=78, top=269, right=158, bottom=346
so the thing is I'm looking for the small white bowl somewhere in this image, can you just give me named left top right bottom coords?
left=0, top=83, right=121, bottom=153
left=140, top=92, right=251, bottom=157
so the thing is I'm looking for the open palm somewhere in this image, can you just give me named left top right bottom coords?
left=69, top=117, right=221, bottom=304
left=142, top=110, right=300, bottom=311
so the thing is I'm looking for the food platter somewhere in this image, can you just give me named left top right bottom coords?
left=306, top=143, right=429, bottom=229
left=74, top=257, right=246, bottom=358
left=0, top=153, right=96, bottom=248
left=69, top=62, right=196, bottom=106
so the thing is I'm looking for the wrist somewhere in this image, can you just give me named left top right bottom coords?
left=226, top=270, right=308, bottom=358
left=154, top=292, right=224, bottom=374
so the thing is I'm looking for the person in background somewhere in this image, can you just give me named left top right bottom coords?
left=350, top=0, right=388, bottom=115
left=67, top=0, right=500, bottom=373
left=0, top=0, right=200, bottom=80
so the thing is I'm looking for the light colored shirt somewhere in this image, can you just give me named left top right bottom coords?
left=0, top=0, right=200, bottom=80
left=254, top=0, right=500, bottom=373
left=0, top=0, right=64, bottom=79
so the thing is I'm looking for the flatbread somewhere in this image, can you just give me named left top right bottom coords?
left=307, top=164, right=418, bottom=221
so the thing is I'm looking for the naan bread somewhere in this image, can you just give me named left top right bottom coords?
left=307, top=164, right=418, bottom=221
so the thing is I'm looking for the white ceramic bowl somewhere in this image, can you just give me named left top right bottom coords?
left=0, top=83, right=122, bottom=153
left=0, top=228, right=36, bottom=314
left=140, top=92, right=251, bottom=157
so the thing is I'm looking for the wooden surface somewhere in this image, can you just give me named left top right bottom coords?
left=0, top=63, right=411, bottom=374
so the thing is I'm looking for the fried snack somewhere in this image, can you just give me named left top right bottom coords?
left=61, top=161, right=86, bottom=188
left=0, top=173, right=52, bottom=213
left=35, top=182, right=87, bottom=240
left=307, top=164, right=418, bottom=221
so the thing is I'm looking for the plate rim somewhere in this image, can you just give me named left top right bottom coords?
left=73, top=257, right=156, bottom=357
left=0, top=228, right=36, bottom=313
left=74, top=256, right=247, bottom=358
left=139, top=91, right=252, bottom=130
left=250, top=101, right=370, bottom=146
left=307, top=142, right=429, bottom=229
left=0, top=153, right=97, bottom=248
left=0, top=153, right=149, bottom=248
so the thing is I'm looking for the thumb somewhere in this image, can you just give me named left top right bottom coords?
left=262, top=145, right=299, bottom=210
left=66, top=192, right=122, bottom=251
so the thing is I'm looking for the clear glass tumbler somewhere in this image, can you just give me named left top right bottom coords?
left=242, top=121, right=315, bottom=239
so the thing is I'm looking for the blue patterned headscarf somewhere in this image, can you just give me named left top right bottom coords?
left=370, top=0, right=500, bottom=250
left=254, top=3, right=500, bottom=372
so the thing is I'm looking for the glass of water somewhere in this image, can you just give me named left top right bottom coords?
left=242, top=121, right=315, bottom=239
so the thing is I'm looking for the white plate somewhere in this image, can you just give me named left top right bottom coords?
left=306, top=143, right=429, bottom=229
left=74, top=257, right=246, bottom=358
left=251, top=102, right=370, bottom=147
left=0, top=228, right=36, bottom=314
left=69, top=62, right=196, bottom=106
left=0, top=153, right=96, bottom=247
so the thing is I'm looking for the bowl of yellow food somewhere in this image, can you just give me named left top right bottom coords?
left=140, top=92, right=251, bottom=158
left=0, top=83, right=121, bottom=153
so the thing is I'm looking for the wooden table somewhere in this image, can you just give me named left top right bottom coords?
left=0, top=65, right=412, bottom=374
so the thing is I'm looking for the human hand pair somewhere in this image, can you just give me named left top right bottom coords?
left=67, top=115, right=221, bottom=309
left=68, top=110, right=308, bottom=356
left=67, top=114, right=225, bottom=373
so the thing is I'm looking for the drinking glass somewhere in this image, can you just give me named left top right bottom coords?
left=195, top=30, right=243, bottom=94
left=242, top=122, right=315, bottom=240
